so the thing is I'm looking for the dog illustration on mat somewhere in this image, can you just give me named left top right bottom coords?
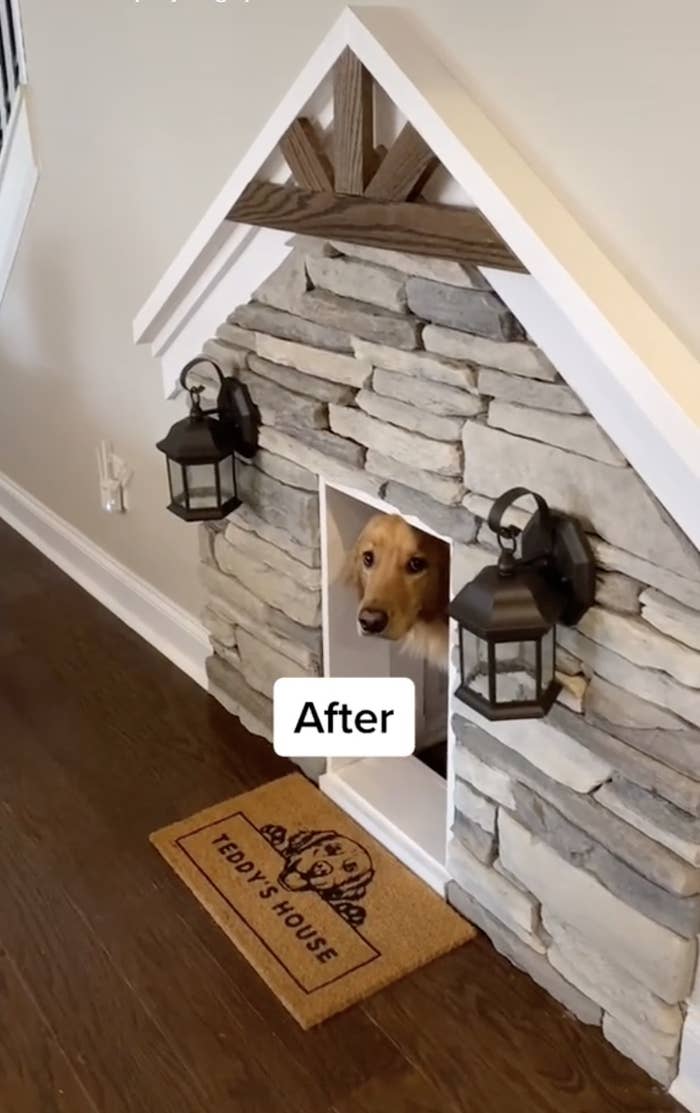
left=260, top=824, right=375, bottom=927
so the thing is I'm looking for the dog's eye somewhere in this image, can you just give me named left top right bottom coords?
left=342, top=860, right=358, bottom=873
left=362, top=551, right=374, bottom=568
left=407, top=556, right=427, bottom=574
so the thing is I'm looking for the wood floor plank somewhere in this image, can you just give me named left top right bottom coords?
left=0, top=949, right=98, bottom=1113
left=0, top=519, right=686, bottom=1113
left=362, top=941, right=681, bottom=1113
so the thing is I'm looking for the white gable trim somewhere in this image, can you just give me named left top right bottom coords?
left=134, top=5, right=700, bottom=550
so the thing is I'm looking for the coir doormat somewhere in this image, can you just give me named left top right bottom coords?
left=151, top=772, right=475, bottom=1028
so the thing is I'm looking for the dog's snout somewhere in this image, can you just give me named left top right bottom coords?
left=359, top=608, right=388, bottom=635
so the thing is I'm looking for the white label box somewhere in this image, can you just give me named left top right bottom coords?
left=273, top=677, right=415, bottom=758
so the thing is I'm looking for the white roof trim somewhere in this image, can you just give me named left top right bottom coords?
left=134, top=5, right=700, bottom=550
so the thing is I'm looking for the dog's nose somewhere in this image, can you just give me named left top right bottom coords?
left=359, top=608, right=388, bottom=634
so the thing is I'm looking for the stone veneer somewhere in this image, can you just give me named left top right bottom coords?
left=194, top=236, right=700, bottom=1088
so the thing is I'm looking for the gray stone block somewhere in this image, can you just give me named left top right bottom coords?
left=559, top=627, right=700, bottom=731
left=236, top=628, right=318, bottom=698
left=372, top=366, right=484, bottom=417
left=406, top=278, right=524, bottom=340
left=330, top=405, right=462, bottom=476
left=215, top=322, right=256, bottom=350
left=511, top=784, right=700, bottom=937
left=447, top=838, right=543, bottom=949
left=197, top=523, right=215, bottom=566
left=454, top=778, right=497, bottom=833
left=257, top=426, right=382, bottom=497
left=255, top=333, right=372, bottom=388
left=201, top=564, right=321, bottom=658
left=543, top=913, right=682, bottom=1050
left=356, top=389, right=464, bottom=441
left=488, top=401, right=625, bottom=463
left=202, top=606, right=237, bottom=648
left=479, top=370, right=586, bottom=414
left=577, top=606, right=700, bottom=688
left=556, top=644, right=584, bottom=676
left=251, top=449, right=317, bottom=493
left=252, top=248, right=308, bottom=314
left=452, top=810, right=496, bottom=864
left=454, top=748, right=515, bottom=807
left=232, top=301, right=351, bottom=351
left=603, top=1014, right=678, bottom=1087
left=365, top=450, right=465, bottom=505
left=462, top=423, right=700, bottom=580
left=301, top=289, right=420, bottom=350
left=596, top=572, right=642, bottom=614
left=272, top=424, right=365, bottom=468
left=223, top=521, right=321, bottom=590
left=383, top=482, right=477, bottom=542
left=207, top=653, right=273, bottom=741
left=352, top=338, right=476, bottom=390
left=641, top=589, right=700, bottom=652
left=247, top=355, right=356, bottom=405
left=214, top=535, right=321, bottom=627
left=424, top=325, right=558, bottom=379
left=235, top=463, right=319, bottom=547
left=307, top=255, right=407, bottom=312
left=240, top=369, right=327, bottom=429
left=498, top=812, right=697, bottom=1005
left=592, top=538, right=700, bottom=612
left=451, top=543, right=494, bottom=585
left=234, top=504, right=320, bottom=568
left=455, top=703, right=611, bottom=793
left=202, top=565, right=320, bottom=670
left=331, top=241, right=490, bottom=288
left=446, top=881, right=602, bottom=1025
left=200, top=339, right=249, bottom=375
left=583, top=675, right=700, bottom=779
left=453, top=712, right=700, bottom=899
left=596, top=779, right=700, bottom=867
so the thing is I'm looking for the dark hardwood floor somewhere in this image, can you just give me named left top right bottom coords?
left=0, top=517, right=684, bottom=1113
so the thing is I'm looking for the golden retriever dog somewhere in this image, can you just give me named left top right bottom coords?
left=345, top=513, right=449, bottom=669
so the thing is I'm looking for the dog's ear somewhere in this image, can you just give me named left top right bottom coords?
left=285, top=828, right=337, bottom=857
left=418, top=534, right=450, bottom=622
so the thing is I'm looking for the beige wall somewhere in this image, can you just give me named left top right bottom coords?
left=1, top=0, right=698, bottom=616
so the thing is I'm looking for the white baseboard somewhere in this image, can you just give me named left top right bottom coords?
left=0, top=470, right=209, bottom=687
left=320, top=763, right=449, bottom=895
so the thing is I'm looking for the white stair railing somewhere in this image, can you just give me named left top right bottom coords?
left=0, top=0, right=24, bottom=157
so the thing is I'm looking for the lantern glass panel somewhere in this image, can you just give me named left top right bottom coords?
left=494, top=640, right=537, bottom=703
left=540, top=627, right=556, bottom=691
left=460, top=628, right=490, bottom=692
left=185, top=463, right=218, bottom=511
left=168, top=459, right=185, bottom=507
left=218, top=455, right=236, bottom=504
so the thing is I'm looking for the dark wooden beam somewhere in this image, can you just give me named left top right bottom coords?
left=365, top=122, right=439, bottom=202
left=279, top=118, right=333, bottom=192
left=333, top=48, right=374, bottom=194
left=228, top=180, right=526, bottom=271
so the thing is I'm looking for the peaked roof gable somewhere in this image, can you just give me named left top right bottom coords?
left=134, top=6, right=700, bottom=551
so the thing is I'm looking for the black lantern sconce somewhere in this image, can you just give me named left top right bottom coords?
left=156, top=358, right=259, bottom=522
left=448, top=487, right=595, bottom=721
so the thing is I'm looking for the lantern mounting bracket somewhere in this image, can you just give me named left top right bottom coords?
left=180, top=358, right=259, bottom=459
left=488, top=487, right=595, bottom=626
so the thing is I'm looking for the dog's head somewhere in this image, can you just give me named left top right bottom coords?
left=344, top=514, right=449, bottom=642
left=277, top=828, right=374, bottom=901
